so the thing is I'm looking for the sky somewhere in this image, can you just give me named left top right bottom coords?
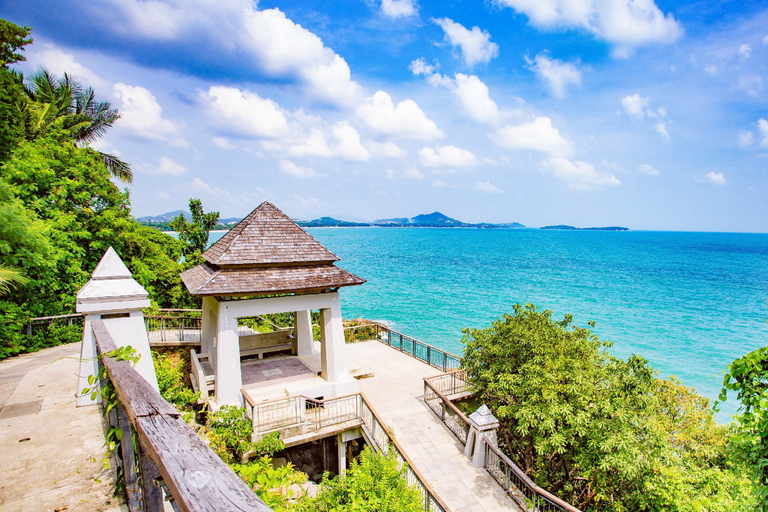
left=2, top=0, right=768, bottom=231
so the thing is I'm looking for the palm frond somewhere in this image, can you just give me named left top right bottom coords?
left=0, top=265, right=29, bottom=296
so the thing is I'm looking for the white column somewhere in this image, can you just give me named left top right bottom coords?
left=215, top=302, right=244, bottom=407
left=319, top=293, right=347, bottom=383
left=77, top=314, right=100, bottom=407
left=295, top=310, right=314, bottom=357
left=337, top=434, right=347, bottom=475
left=201, top=296, right=218, bottom=357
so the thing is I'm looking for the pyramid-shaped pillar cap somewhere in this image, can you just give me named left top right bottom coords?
left=76, top=247, right=150, bottom=314
left=469, top=404, right=499, bottom=431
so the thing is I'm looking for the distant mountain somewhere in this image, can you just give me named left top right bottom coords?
left=219, top=217, right=242, bottom=225
left=410, top=212, right=463, bottom=226
left=540, top=225, right=629, bottom=231
left=373, top=217, right=410, bottom=225
left=137, top=210, right=190, bottom=223
left=296, top=217, right=369, bottom=227
left=370, top=211, right=525, bottom=228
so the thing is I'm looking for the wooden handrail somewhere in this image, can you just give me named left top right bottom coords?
left=92, top=320, right=272, bottom=512
left=423, top=375, right=472, bottom=426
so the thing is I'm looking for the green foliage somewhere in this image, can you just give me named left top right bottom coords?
left=153, top=352, right=199, bottom=414
left=717, top=346, right=768, bottom=510
left=0, top=19, right=32, bottom=67
left=462, top=303, right=754, bottom=512
left=169, top=198, right=220, bottom=262
left=201, top=405, right=257, bottom=463
left=298, top=448, right=423, bottom=512
left=232, top=456, right=308, bottom=511
left=0, top=68, right=26, bottom=161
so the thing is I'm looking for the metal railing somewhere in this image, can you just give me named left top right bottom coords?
left=19, top=313, right=84, bottom=335
left=423, top=370, right=582, bottom=512
left=423, top=371, right=472, bottom=444
left=144, top=315, right=202, bottom=343
left=242, top=391, right=361, bottom=438
left=241, top=390, right=449, bottom=512
left=485, top=442, right=581, bottom=512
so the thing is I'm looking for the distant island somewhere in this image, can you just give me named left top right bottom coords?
left=540, top=225, right=629, bottom=231
left=137, top=210, right=527, bottom=230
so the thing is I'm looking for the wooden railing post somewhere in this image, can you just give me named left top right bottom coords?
left=117, top=404, right=141, bottom=512
left=137, top=438, right=164, bottom=511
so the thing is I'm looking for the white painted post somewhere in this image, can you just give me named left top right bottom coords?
left=76, top=247, right=157, bottom=407
left=464, top=405, right=500, bottom=467
left=337, top=433, right=347, bottom=475
left=201, top=296, right=218, bottom=358
left=215, top=302, right=244, bottom=407
left=295, top=310, right=314, bottom=357
left=319, top=293, right=348, bottom=383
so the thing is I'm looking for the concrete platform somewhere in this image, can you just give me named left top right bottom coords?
left=347, top=340, right=521, bottom=512
left=0, top=343, right=126, bottom=512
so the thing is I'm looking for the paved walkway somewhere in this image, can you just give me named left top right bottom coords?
left=0, top=343, right=126, bottom=512
left=347, top=341, right=520, bottom=512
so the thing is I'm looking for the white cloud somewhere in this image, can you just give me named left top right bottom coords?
left=28, top=44, right=108, bottom=89
left=704, top=63, right=718, bottom=75
left=386, top=168, right=424, bottom=180
left=113, top=83, right=187, bottom=147
left=764, top=35, right=768, bottom=46
left=380, top=0, right=417, bottom=18
left=368, top=141, right=405, bottom=158
left=279, top=160, right=324, bottom=178
left=759, top=119, right=768, bottom=146
left=738, top=131, right=754, bottom=148
left=542, top=157, right=621, bottom=190
left=525, top=53, right=582, bottom=99
left=357, top=91, right=444, bottom=140
left=419, top=145, right=478, bottom=168
left=494, top=0, right=682, bottom=54
left=110, top=1, right=362, bottom=107
left=696, top=172, right=726, bottom=186
left=212, top=136, right=235, bottom=150
left=475, top=181, right=504, bottom=194
left=655, top=122, right=670, bottom=141
left=409, top=58, right=436, bottom=76
left=432, top=179, right=446, bottom=188
left=737, top=75, right=764, bottom=98
left=200, top=86, right=292, bottom=139
left=639, top=164, right=660, bottom=175
left=139, top=156, right=186, bottom=176
left=621, top=94, right=650, bottom=117
left=433, top=18, right=499, bottom=66
left=177, top=177, right=230, bottom=199
left=738, top=43, right=752, bottom=61
left=493, top=117, right=573, bottom=157
left=453, top=74, right=503, bottom=124
left=284, top=122, right=370, bottom=162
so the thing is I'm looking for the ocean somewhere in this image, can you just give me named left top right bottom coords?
left=207, top=228, right=768, bottom=420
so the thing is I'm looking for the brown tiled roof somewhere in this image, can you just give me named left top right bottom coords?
left=181, top=262, right=365, bottom=296
left=182, top=201, right=365, bottom=296
left=203, top=202, right=339, bottom=267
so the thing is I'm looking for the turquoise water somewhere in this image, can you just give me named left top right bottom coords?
left=209, top=228, right=768, bottom=420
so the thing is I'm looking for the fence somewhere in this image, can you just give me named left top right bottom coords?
left=423, top=371, right=472, bottom=444
left=423, top=370, right=581, bottom=512
left=144, top=315, right=202, bottom=344
left=241, top=389, right=449, bottom=512
left=90, top=319, right=272, bottom=512
left=342, top=322, right=462, bottom=373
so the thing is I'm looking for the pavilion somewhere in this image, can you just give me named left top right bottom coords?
left=180, top=201, right=365, bottom=407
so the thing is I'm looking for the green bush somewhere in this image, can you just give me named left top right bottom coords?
left=299, top=448, right=423, bottom=512
left=153, top=351, right=199, bottom=412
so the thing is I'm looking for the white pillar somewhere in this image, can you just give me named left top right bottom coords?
left=215, top=302, right=244, bottom=407
left=319, top=293, right=347, bottom=383
left=464, top=405, right=500, bottom=467
left=295, top=310, right=314, bottom=357
left=75, top=247, right=157, bottom=407
left=201, top=296, right=218, bottom=357
left=337, top=433, right=347, bottom=475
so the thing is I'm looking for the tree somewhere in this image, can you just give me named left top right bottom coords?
left=0, top=19, right=32, bottom=67
left=0, top=264, right=27, bottom=295
left=718, top=346, right=768, bottom=510
left=461, top=303, right=754, bottom=511
left=169, top=198, right=220, bottom=262
left=23, top=70, right=132, bottom=182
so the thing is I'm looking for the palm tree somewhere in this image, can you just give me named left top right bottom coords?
left=23, top=70, right=132, bottom=183
left=0, top=264, right=28, bottom=296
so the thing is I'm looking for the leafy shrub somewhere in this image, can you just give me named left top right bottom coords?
left=153, top=351, right=199, bottom=413
left=232, top=456, right=308, bottom=511
left=298, top=448, right=423, bottom=512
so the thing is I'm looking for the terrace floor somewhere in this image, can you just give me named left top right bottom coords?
left=0, top=342, right=126, bottom=512
left=346, top=340, right=520, bottom=512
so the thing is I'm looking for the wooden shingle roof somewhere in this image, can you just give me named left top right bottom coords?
left=202, top=202, right=339, bottom=267
left=181, top=201, right=365, bottom=297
